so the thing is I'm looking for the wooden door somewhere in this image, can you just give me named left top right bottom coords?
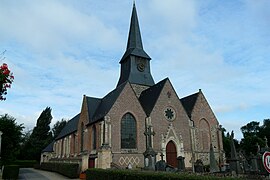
left=88, top=158, right=95, bottom=168
left=166, top=141, right=177, bottom=167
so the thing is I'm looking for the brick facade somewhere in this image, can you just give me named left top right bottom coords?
left=41, top=3, right=224, bottom=172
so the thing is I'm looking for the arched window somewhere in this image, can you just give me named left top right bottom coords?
left=121, top=113, right=137, bottom=149
left=92, top=125, right=97, bottom=150
left=199, top=119, right=210, bottom=151
left=81, top=122, right=84, bottom=152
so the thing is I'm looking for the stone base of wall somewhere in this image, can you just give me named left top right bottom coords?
left=97, top=147, right=112, bottom=169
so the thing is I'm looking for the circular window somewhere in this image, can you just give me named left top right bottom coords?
left=164, top=107, right=176, bottom=121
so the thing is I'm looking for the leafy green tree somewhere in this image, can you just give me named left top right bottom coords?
left=17, top=130, right=32, bottom=160
left=259, top=119, right=270, bottom=147
left=240, top=136, right=264, bottom=156
left=21, top=107, right=53, bottom=161
left=221, top=127, right=230, bottom=158
left=221, top=127, right=240, bottom=159
left=239, top=120, right=269, bottom=156
left=52, top=119, right=67, bottom=139
left=240, top=121, right=260, bottom=138
left=0, top=114, right=24, bottom=164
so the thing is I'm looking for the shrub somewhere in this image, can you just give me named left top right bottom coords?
left=86, top=169, right=240, bottom=180
left=40, top=162, right=79, bottom=178
left=2, top=165, right=20, bottom=180
left=8, top=160, right=38, bottom=168
left=33, top=163, right=41, bottom=169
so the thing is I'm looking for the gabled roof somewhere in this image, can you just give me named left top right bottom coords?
left=120, top=3, right=150, bottom=63
left=42, top=140, right=54, bottom=153
left=180, top=92, right=199, bottom=118
left=139, top=78, right=168, bottom=116
left=55, top=113, right=80, bottom=140
left=90, top=82, right=127, bottom=123
left=86, top=96, right=101, bottom=120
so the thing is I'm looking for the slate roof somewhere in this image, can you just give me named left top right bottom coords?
left=90, top=82, right=127, bottom=123
left=120, top=3, right=150, bottom=63
left=55, top=113, right=80, bottom=140
left=180, top=92, right=199, bottom=118
left=139, top=78, right=168, bottom=116
left=86, top=96, right=101, bottom=120
left=42, top=140, right=54, bottom=153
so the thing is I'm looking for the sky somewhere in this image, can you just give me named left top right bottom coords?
left=0, top=0, right=270, bottom=140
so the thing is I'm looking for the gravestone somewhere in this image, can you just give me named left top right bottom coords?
left=194, top=159, right=204, bottom=173
left=229, top=131, right=242, bottom=174
left=177, top=156, right=185, bottom=171
left=155, top=153, right=166, bottom=171
left=155, top=160, right=167, bottom=171
left=165, top=164, right=177, bottom=172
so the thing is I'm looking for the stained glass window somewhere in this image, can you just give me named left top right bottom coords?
left=121, top=113, right=137, bottom=149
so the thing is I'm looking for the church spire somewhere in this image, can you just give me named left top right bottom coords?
left=117, top=3, right=154, bottom=87
left=120, top=3, right=151, bottom=63
left=127, top=3, right=143, bottom=50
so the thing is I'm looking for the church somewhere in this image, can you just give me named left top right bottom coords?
left=41, top=4, right=224, bottom=171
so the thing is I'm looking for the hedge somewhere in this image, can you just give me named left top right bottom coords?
left=8, top=160, right=38, bottom=168
left=2, top=165, right=20, bottom=180
left=40, top=162, right=79, bottom=178
left=86, top=169, right=240, bottom=180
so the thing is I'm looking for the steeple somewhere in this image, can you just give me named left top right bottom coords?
left=117, top=3, right=154, bottom=87
left=120, top=3, right=151, bottom=63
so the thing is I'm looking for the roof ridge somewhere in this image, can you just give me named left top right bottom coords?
left=180, top=91, right=200, bottom=100
left=139, top=78, right=168, bottom=116
left=91, top=82, right=127, bottom=122
left=55, top=113, right=80, bottom=140
left=180, top=91, right=200, bottom=118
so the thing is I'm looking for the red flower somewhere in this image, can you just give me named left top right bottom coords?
left=3, top=69, right=10, bottom=75
left=0, top=63, right=14, bottom=101
left=0, top=63, right=8, bottom=70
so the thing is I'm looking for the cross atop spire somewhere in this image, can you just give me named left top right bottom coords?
left=120, top=3, right=151, bottom=63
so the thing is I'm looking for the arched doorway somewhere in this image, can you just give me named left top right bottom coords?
left=166, top=141, right=177, bottom=167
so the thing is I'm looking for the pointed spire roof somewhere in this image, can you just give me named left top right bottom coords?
left=120, top=3, right=151, bottom=63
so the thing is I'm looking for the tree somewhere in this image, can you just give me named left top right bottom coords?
left=21, top=107, right=53, bottom=161
left=259, top=119, right=270, bottom=147
left=17, top=130, right=32, bottom=160
left=221, top=127, right=230, bottom=158
left=240, top=136, right=264, bottom=156
left=52, top=119, right=67, bottom=139
left=240, top=120, right=268, bottom=156
left=0, top=114, right=24, bottom=164
left=221, top=126, right=241, bottom=159
left=240, top=121, right=260, bottom=138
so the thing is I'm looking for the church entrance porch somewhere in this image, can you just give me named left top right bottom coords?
left=166, top=141, right=177, bottom=168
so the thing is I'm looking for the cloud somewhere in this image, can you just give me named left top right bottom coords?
left=0, top=0, right=269, bottom=141
left=0, top=0, right=123, bottom=52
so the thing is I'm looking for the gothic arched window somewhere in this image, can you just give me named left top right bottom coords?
left=92, top=125, right=97, bottom=150
left=121, top=113, right=137, bottom=149
left=199, top=119, right=210, bottom=151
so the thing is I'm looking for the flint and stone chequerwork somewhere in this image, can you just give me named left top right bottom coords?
left=41, top=3, right=224, bottom=171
